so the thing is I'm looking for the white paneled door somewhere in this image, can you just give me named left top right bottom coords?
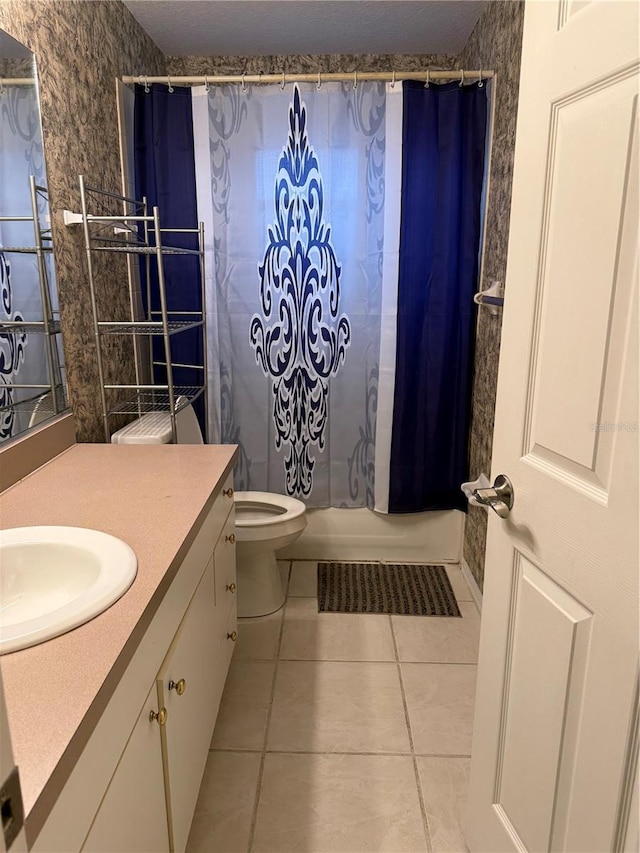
left=467, top=2, right=639, bottom=852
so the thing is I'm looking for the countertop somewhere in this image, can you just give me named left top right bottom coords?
left=0, top=443, right=237, bottom=840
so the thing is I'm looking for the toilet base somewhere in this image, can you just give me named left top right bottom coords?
left=236, top=546, right=285, bottom=618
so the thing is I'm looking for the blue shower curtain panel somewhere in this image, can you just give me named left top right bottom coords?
left=389, top=81, right=488, bottom=512
left=133, top=80, right=487, bottom=511
left=133, top=83, right=205, bottom=435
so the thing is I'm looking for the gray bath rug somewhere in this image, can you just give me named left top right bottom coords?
left=317, top=562, right=461, bottom=617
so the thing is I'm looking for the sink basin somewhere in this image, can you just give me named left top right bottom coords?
left=0, top=526, right=137, bottom=655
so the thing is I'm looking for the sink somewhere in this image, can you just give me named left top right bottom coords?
left=0, top=526, right=137, bottom=655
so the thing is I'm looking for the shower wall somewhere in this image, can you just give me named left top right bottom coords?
left=458, top=0, right=526, bottom=590
left=0, top=0, right=166, bottom=441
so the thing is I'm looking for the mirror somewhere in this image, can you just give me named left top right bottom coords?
left=0, top=28, right=68, bottom=444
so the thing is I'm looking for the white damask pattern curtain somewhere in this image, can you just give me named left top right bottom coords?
left=193, top=82, right=385, bottom=507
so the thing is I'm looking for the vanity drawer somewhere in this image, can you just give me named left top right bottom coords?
left=208, top=471, right=235, bottom=539
left=156, top=561, right=218, bottom=853
left=214, top=508, right=237, bottom=610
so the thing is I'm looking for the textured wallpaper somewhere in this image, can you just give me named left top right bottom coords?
left=167, top=53, right=457, bottom=76
left=0, top=0, right=166, bottom=441
left=458, top=0, right=525, bottom=590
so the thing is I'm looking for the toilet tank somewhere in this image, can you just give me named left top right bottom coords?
left=110, top=400, right=203, bottom=445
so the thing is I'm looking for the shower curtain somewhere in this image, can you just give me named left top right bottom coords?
left=133, top=78, right=488, bottom=511
left=192, top=81, right=385, bottom=507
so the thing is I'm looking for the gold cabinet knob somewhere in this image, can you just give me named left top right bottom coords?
left=226, top=582, right=237, bottom=594
left=225, top=533, right=236, bottom=544
left=149, top=707, right=167, bottom=726
left=168, top=678, right=186, bottom=696
left=227, top=630, right=237, bottom=642
left=223, top=488, right=234, bottom=498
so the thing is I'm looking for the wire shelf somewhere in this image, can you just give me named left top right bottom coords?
left=90, top=244, right=201, bottom=256
left=97, top=319, right=203, bottom=336
left=0, top=246, right=53, bottom=254
left=0, top=320, right=61, bottom=334
left=107, top=385, right=205, bottom=415
left=0, top=384, right=67, bottom=415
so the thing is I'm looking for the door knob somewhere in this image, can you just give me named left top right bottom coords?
left=472, top=474, right=514, bottom=518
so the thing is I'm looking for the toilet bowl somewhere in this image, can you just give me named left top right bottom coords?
left=110, top=397, right=204, bottom=444
left=234, top=491, right=307, bottom=618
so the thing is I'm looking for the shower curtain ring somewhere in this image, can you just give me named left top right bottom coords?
left=204, top=74, right=210, bottom=94
left=280, top=70, right=286, bottom=90
left=390, top=70, right=396, bottom=89
left=167, top=75, right=174, bottom=93
left=317, top=71, right=322, bottom=91
left=424, top=69, right=430, bottom=88
left=353, top=70, right=358, bottom=90
left=143, top=75, right=150, bottom=94
left=478, top=68, right=484, bottom=88
left=459, top=69, right=464, bottom=88
left=241, top=72, right=247, bottom=93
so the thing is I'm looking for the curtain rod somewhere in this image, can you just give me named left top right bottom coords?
left=122, top=70, right=494, bottom=87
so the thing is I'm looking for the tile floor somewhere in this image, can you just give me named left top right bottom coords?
left=186, top=560, right=480, bottom=853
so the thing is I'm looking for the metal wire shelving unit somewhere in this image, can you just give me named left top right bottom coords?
left=0, top=176, right=67, bottom=429
left=70, top=175, right=207, bottom=443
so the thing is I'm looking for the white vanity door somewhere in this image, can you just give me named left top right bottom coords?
left=157, top=560, right=219, bottom=853
left=81, top=683, right=169, bottom=853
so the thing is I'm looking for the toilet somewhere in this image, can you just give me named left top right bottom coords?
left=234, top=491, right=307, bottom=618
left=111, top=402, right=307, bottom=618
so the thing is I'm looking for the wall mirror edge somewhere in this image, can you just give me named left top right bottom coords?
left=0, top=26, right=70, bottom=448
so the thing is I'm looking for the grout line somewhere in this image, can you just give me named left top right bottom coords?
left=246, top=591, right=288, bottom=853
left=209, top=746, right=472, bottom=758
left=390, top=613, right=434, bottom=853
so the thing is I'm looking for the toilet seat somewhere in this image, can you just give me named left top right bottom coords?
left=235, top=491, right=306, bottom=526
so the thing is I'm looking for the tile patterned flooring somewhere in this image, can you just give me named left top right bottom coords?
left=186, top=560, right=480, bottom=853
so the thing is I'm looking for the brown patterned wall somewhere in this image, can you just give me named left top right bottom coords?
left=167, top=53, right=457, bottom=76
left=0, top=0, right=166, bottom=441
left=458, top=0, right=525, bottom=590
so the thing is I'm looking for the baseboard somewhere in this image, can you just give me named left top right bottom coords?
left=460, top=557, right=483, bottom=613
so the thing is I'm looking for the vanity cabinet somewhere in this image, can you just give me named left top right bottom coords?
left=32, top=476, right=237, bottom=853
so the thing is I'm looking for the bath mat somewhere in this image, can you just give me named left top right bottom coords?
left=317, top=562, right=461, bottom=617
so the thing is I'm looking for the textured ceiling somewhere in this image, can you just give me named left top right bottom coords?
left=122, top=1, right=488, bottom=57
